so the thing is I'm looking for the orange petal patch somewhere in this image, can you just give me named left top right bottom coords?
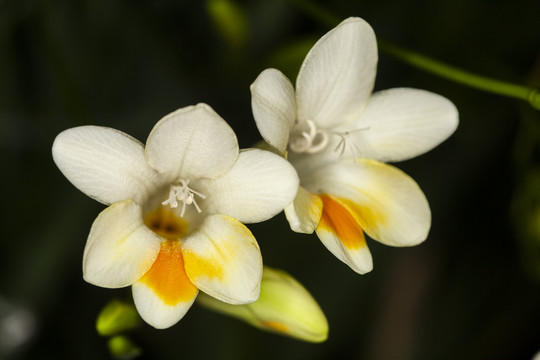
left=261, top=320, right=289, bottom=333
left=317, top=194, right=367, bottom=250
left=139, top=240, right=198, bottom=305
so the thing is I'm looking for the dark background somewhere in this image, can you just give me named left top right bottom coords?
left=1, top=0, right=540, bottom=359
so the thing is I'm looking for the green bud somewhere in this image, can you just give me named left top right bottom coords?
left=198, top=266, right=329, bottom=342
left=107, top=335, right=141, bottom=360
left=96, top=299, right=141, bottom=336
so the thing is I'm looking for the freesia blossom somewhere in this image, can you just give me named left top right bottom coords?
left=52, top=103, right=299, bottom=328
left=250, top=17, right=458, bottom=274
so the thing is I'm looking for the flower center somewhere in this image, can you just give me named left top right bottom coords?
left=288, top=120, right=329, bottom=154
left=145, top=207, right=189, bottom=239
left=161, top=179, right=206, bottom=217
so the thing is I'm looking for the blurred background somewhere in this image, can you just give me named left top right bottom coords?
left=1, top=0, right=540, bottom=359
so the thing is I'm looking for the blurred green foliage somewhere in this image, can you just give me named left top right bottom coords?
left=96, top=299, right=141, bottom=337
left=1, top=0, right=540, bottom=359
left=207, top=0, right=249, bottom=49
left=107, top=335, right=141, bottom=360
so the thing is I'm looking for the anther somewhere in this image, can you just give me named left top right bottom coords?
left=162, top=179, right=206, bottom=217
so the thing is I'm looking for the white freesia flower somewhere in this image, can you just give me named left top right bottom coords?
left=52, top=103, right=299, bottom=329
left=250, top=17, right=458, bottom=274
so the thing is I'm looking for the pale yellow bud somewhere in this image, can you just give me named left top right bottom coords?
left=198, top=266, right=329, bottom=342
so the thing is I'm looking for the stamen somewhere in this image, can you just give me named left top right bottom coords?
left=331, top=126, right=370, bottom=159
left=162, top=179, right=206, bottom=217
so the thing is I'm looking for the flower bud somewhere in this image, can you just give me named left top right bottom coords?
left=198, top=266, right=328, bottom=342
left=96, top=299, right=141, bottom=336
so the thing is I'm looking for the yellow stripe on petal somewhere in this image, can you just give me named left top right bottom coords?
left=318, top=194, right=367, bottom=250
left=308, top=159, right=429, bottom=247
left=183, top=214, right=263, bottom=304
left=339, top=197, right=386, bottom=239
left=139, top=240, right=198, bottom=306
left=182, top=249, right=224, bottom=281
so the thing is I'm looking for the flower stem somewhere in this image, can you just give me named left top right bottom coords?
left=289, top=0, right=540, bottom=110
left=378, top=40, right=540, bottom=110
left=290, top=0, right=340, bottom=27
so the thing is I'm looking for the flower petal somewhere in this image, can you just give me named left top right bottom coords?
left=83, top=200, right=162, bottom=288
left=145, top=103, right=239, bottom=181
left=296, top=17, right=377, bottom=128
left=315, top=194, right=373, bottom=274
left=199, top=149, right=299, bottom=223
left=304, top=159, right=431, bottom=247
left=52, top=126, right=159, bottom=205
left=182, top=214, right=263, bottom=304
left=284, top=186, right=323, bottom=234
left=348, top=88, right=459, bottom=162
left=250, top=68, right=297, bottom=153
left=131, top=240, right=199, bottom=329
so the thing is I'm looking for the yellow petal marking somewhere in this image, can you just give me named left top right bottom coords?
left=144, top=207, right=188, bottom=239
left=139, top=240, right=198, bottom=305
left=183, top=216, right=254, bottom=281
left=182, top=248, right=225, bottom=281
left=318, top=194, right=367, bottom=250
left=338, top=196, right=386, bottom=240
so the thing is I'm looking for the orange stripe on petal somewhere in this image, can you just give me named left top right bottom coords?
left=262, top=321, right=289, bottom=333
left=139, top=240, right=198, bottom=305
left=318, top=195, right=367, bottom=250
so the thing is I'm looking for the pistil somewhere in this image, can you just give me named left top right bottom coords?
left=288, top=120, right=329, bottom=154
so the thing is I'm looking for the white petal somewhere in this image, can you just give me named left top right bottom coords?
left=315, top=194, right=373, bottom=274
left=284, top=186, right=322, bottom=234
left=250, top=68, right=297, bottom=153
left=304, top=159, right=431, bottom=247
left=347, top=88, right=459, bottom=162
left=52, top=126, right=159, bottom=205
left=182, top=214, right=263, bottom=304
left=131, top=240, right=199, bottom=329
left=83, top=200, right=162, bottom=288
left=132, top=282, right=197, bottom=329
left=145, top=103, right=239, bottom=181
left=199, top=149, right=299, bottom=223
left=296, top=17, right=377, bottom=128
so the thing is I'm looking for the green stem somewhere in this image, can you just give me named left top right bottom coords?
left=378, top=41, right=540, bottom=110
left=290, top=0, right=540, bottom=110
left=290, top=0, right=340, bottom=27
